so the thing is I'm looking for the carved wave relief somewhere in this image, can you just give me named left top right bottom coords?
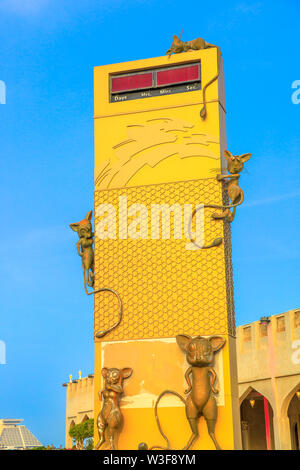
left=95, top=117, right=220, bottom=189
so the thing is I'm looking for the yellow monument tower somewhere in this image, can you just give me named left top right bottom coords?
left=93, top=40, right=242, bottom=450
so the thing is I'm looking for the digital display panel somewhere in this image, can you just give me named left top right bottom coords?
left=110, top=62, right=201, bottom=102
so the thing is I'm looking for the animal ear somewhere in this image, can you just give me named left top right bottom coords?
left=209, top=336, right=226, bottom=352
left=224, top=150, right=232, bottom=161
left=85, top=210, right=93, bottom=221
left=176, top=334, right=192, bottom=352
left=69, top=223, right=79, bottom=232
left=240, top=153, right=252, bottom=163
left=101, top=367, right=108, bottom=378
left=121, top=368, right=133, bottom=379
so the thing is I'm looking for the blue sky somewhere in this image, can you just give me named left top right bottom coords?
left=0, top=0, right=299, bottom=448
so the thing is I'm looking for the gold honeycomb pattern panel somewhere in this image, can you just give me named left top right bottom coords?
left=94, top=178, right=235, bottom=341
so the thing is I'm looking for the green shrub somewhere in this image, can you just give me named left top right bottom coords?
left=69, top=418, right=94, bottom=450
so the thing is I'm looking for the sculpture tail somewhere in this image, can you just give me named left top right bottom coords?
left=187, top=208, right=223, bottom=250
left=205, top=188, right=245, bottom=213
left=139, top=390, right=196, bottom=451
left=204, top=195, right=244, bottom=211
left=200, top=73, right=219, bottom=120
left=84, top=286, right=123, bottom=338
left=146, top=390, right=186, bottom=450
left=200, top=47, right=221, bottom=120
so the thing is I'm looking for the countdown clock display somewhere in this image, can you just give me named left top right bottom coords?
left=110, top=62, right=201, bottom=102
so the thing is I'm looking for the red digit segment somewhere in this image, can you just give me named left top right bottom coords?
left=156, top=64, right=200, bottom=86
left=111, top=72, right=153, bottom=93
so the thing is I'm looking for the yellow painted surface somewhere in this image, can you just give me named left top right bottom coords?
left=93, top=49, right=241, bottom=449
left=94, top=178, right=234, bottom=341
left=95, top=104, right=223, bottom=190
left=94, top=49, right=225, bottom=190
left=94, top=336, right=238, bottom=450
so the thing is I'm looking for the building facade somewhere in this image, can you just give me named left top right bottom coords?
left=237, top=308, right=300, bottom=450
left=63, top=309, right=300, bottom=450
left=0, top=419, right=42, bottom=449
left=62, top=374, right=94, bottom=449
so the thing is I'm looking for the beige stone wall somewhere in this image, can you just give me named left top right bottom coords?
left=63, top=375, right=94, bottom=449
left=237, top=308, right=300, bottom=450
